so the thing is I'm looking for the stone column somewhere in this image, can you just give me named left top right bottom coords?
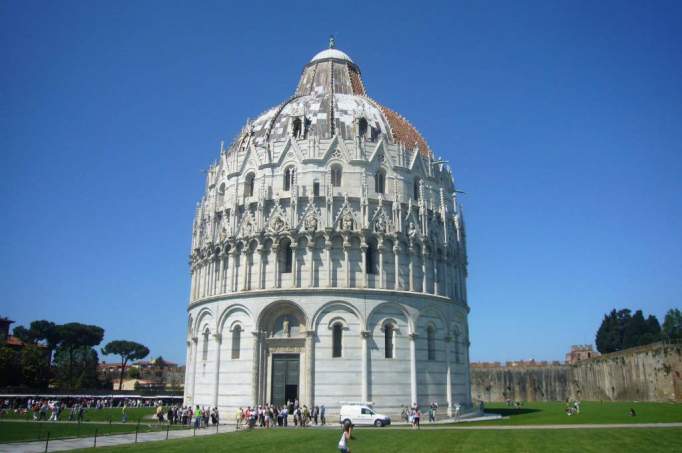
left=251, top=331, right=260, bottom=405
left=409, top=333, right=417, bottom=406
left=189, top=268, right=195, bottom=301
left=325, top=238, right=332, bottom=287
left=305, top=330, right=315, bottom=407
left=183, top=339, right=193, bottom=405
left=308, top=241, right=315, bottom=287
left=361, top=330, right=370, bottom=403
left=213, top=333, right=222, bottom=408
left=444, top=335, right=453, bottom=416
left=209, top=259, right=215, bottom=296
left=273, top=244, right=280, bottom=288
left=230, top=250, right=239, bottom=292
left=259, top=331, right=267, bottom=403
left=257, top=247, right=265, bottom=290
left=190, top=336, right=199, bottom=405
left=360, top=240, right=368, bottom=288
left=408, top=245, right=415, bottom=292
left=433, top=256, right=439, bottom=295
left=393, top=243, right=400, bottom=290
left=242, top=249, right=250, bottom=291
left=422, top=249, right=429, bottom=293
left=291, top=241, right=298, bottom=288
left=378, top=243, right=385, bottom=289
left=343, top=238, right=351, bottom=288
left=217, top=255, right=225, bottom=295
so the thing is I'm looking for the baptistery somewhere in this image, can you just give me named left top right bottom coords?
left=184, top=40, right=471, bottom=418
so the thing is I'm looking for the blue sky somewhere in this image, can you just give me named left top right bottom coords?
left=2, top=0, right=681, bottom=364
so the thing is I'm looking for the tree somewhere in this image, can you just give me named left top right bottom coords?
left=127, top=367, right=141, bottom=379
left=596, top=309, right=630, bottom=353
left=12, top=325, right=32, bottom=344
left=27, top=321, right=61, bottom=365
left=623, top=310, right=648, bottom=349
left=12, top=320, right=61, bottom=366
left=0, top=347, right=21, bottom=387
left=21, top=345, right=50, bottom=388
left=54, top=323, right=104, bottom=389
left=662, top=308, right=682, bottom=340
left=596, top=308, right=662, bottom=353
left=101, top=340, right=149, bottom=391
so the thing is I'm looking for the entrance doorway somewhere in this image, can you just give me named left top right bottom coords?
left=271, top=353, right=300, bottom=405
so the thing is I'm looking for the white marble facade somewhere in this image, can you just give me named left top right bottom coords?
left=184, top=43, right=471, bottom=418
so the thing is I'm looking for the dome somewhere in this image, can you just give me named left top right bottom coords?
left=237, top=45, right=432, bottom=156
left=310, top=48, right=353, bottom=63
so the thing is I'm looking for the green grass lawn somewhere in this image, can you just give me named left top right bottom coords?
left=73, top=427, right=682, bottom=452
left=0, top=421, right=188, bottom=443
left=0, top=407, right=155, bottom=423
left=471, top=401, right=682, bottom=425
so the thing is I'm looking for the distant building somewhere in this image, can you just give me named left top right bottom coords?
left=98, top=357, right=185, bottom=390
left=0, top=317, right=28, bottom=350
left=565, top=345, right=599, bottom=364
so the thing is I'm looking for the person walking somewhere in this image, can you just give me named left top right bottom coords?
left=320, top=404, right=326, bottom=425
left=338, top=420, right=352, bottom=453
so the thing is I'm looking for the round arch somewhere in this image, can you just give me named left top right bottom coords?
left=365, top=301, right=414, bottom=334
left=193, top=307, right=215, bottom=337
left=217, top=303, right=254, bottom=334
left=309, top=300, right=364, bottom=332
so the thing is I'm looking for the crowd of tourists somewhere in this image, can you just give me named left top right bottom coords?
left=400, top=401, right=445, bottom=428
left=235, top=400, right=327, bottom=429
left=146, top=404, right=219, bottom=428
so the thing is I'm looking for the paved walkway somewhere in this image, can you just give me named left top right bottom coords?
left=2, top=421, right=682, bottom=452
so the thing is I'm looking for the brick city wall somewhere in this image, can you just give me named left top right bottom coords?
left=471, top=342, right=682, bottom=402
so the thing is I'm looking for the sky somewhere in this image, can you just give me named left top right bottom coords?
left=2, top=0, right=681, bottom=365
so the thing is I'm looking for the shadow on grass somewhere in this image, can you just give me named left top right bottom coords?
left=485, top=408, right=541, bottom=417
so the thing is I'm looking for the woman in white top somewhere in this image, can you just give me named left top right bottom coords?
left=338, top=420, right=352, bottom=453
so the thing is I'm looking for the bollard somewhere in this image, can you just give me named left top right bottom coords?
left=216, top=421, right=219, bottom=433
left=135, top=423, right=139, bottom=443
left=193, top=425, right=196, bottom=437
left=44, top=431, right=49, bottom=453
left=93, top=428, right=97, bottom=448
left=166, top=424, right=170, bottom=440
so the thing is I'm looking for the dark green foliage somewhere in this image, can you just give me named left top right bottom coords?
left=596, top=309, right=661, bottom=353
left=53, top=345, right=100, bottom=389
left=102, top=340, right=150, bottom=390
left=0, top=346, right=21, bottom=386
left=51, top=323, right=104, bottom=390
left=11, top=325, right=32, bottom=343
left=662, top=308, right=682, bottom=340
left=20, top=344, right=51, bottom=388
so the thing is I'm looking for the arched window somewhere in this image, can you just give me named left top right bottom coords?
left=366, top=239, right=378, bottom=274
left=427, top=326, right=436, bottom=361
left=279, top=238, right=293, bottom=274
left=292, top=118, right=302, bottom=138
left=245, top=172, right=255, bottom=197
left=284, top=166, right=296, bottom=192
left=231, top=325, right=241, bottom=359
left=218, top=182, right=226, bottom=199
left=331, top=164, right=342, bottom=187
left=375, top=169, right=385, bottom=194
left=202, top=328, right=209, bottom=361
left=384, top=323, right=394, bottom=359
left=313, top=180, right=320, bottom=197
left=358, top=117, right=368, bottom=137
left=413, top=177, right=421, bottom=201
left=332, top=323, right=343, bottom=358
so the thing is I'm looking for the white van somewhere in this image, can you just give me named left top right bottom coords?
left=338, top=404, right=391, bottom=427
